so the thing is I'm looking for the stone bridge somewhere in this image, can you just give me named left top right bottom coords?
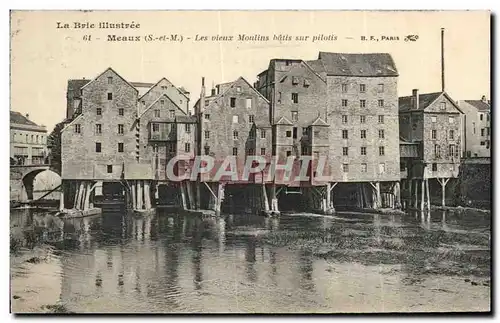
left=10, top=164, right=60, bottom=202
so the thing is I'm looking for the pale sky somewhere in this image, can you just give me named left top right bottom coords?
left=10, top=10, right=490, bottom=131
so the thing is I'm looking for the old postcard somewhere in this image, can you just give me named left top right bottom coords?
left=9, top=10, right=491, bottom=314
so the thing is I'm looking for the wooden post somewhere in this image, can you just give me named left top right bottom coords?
left=59, top=181, right=65, bottom=211
left=144, top=181, right=151, bottom=210
left=179, top=182, right=188, bottom=210
left=186, top=181, right=194, bottom=210
left=408, top=179, right=412, bottom=210
left=262, top=183, right=270, bottom=213
left=394, top=181, right=401, bottom=209
left=131, top=182, right=136, bottom=210
left=83, top=182, right=91, bottom=210
left=76, top=181, right=85, bottom=210
left=413, top=179, right=418, bottom=209
left=326, top=183, right=332, bottom=210
left=375, top=182, right=381, bottom=209
left=425, top=178, right=431, bottom=212
left=215, top=182, right=224, bottom=216
left=270, top=183, right=279, bottom=213
left=137, top=180, right=143, bottom=210
left=195, top=181, right=201, bottom=210
left=420, top=179, right=425, bottom=211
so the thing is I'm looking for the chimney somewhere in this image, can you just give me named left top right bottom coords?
left=412, top=89, right=419, bottom=109
left=211, top=88, right=216, bottom=96
left=441, top=28, right=445, bottom=92
left=25, top=113, right=29, bottom=119
left=481, top=95, right=487, bottom=103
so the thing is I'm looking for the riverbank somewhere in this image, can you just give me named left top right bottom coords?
left=431, top=205, right=491, bottom=215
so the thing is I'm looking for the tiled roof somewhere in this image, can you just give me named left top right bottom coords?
left=464, top=100, right=490, bottom=112
left=10, top=111, right=39, bottom=126
left=176, top=115, right=197, bottom=123
left=67, top=79, right=90, bottom=97
left=130, top=82, right=155, bottom=88
left=399, top=92, right=442, bottom=111
left=315, top=52, right=398, bottom=77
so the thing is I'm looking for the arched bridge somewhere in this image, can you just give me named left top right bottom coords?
left=10, top=164, right=61, bottom=202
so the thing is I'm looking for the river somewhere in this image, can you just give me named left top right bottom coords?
left=10, top=208, right=491, bottom=313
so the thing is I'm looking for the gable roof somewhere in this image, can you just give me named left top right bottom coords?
left=80, top=67, right=139, bottom=93
left=399, top=91, right=463, bottom=114
left=464, top=100, right=490, bottom=112
left=277, top=60, right=327, bottom=84
left=67, top=79, right=90, bottom=97
left=310, top=116, right=329, bottom=127
left=275, top=116, right=293, bottom=126
left=316, top=52, right=398, bottom=77
left=138, top=77, right=189, bottom=101
left=61, top=113, right=84, bottom=133
left=138, top=93, right=186, bottom=119
left=10, top=111, right=39, bottom=127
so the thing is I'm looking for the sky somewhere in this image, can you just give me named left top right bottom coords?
left=10, top=10, right=490, bottom=131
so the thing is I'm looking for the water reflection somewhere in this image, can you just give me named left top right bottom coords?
left=10, top=208, right=491, bottom=313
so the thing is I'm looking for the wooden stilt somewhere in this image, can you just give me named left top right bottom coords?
left=414, top=179, right=418, bottom=209
left=362, top=183, right=368, bottom=209
left=186, top=181, right=194, bottom=210
left=270, top=183, right=279, bottom=213
left=131, top=182, right=136, bottom=210
left=394, top=182, right=401, bottom=209
left=408, top=179, right=412, bottom=210
left=76, top=182, right=85, bottom=210
left=215, top=182, right=224, bottom=216
left=59, top=181, right=65, bottom=211
left=425, top=179, right=431, bottom=212
left=262, top=183, right=270, bottom=212
left=83, top=182, right=91, bottom=210
left=137, top=180, right=143, bottom=210
left=144, top=181, right=151, bottom=210
left=420, top=179, right=425, bottom=211
left=179, top=182, right=188, bottom=210
left=195, top=182, right=201, bottom=210
left=375, top=182, right=381, bottom=209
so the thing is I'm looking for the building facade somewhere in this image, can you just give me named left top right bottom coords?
left=10, top=111, right=48, bottom=165
left=459, top=96, right=490, bottom=158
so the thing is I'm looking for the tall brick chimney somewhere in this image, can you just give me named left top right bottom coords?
left=412, top=89, right=419, bottom=109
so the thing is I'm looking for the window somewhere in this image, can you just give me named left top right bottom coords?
left=205, top=114, right=210, bottom=120
left=169, top=110, right=175, bottom=118
left=95, top=142, right=101, bottom=153
left=342, top=130, right=348, bottom=139
left=431, top=116, right=437, bottom=123
left=291, top=112, right=298, bottom=121
left=260, top=129, right=266, bottom=138
left=249, top=130, right=255, bottom=139
left=378, top=100, right=384, bottom=107
left=185, top=143, right=191, bottom=152
left=292, top=76, right=299, bottom=85
left=341, top=84, right=347, bottom=92
left=448, top=144, right=455, bottom=157
left=378, top=84, right=384, bottom=93
left=74, top=124, right=81, bottom=133
left=360, top=115, right=366, bottom=123
left=246, top=98, right=252, bottom=109
left=361, top=163, right=367, bottom=172
left=152, top=123, right=159, bottom=132
left=233, top=147, right=238, bottom=155
left=118, top=124, right=124, bottom=134
left=480, top=141, right=485, bottom=146
left=342, top=164, right=349, bottom=172
left=342, top=115, right=348, bottom=124
left=230, top=97, right=236, bottom=107
left=314, top=131, right=320, bottom=137
left=449, top=130, right=454, bottom=139
left=107, top=76, right=113, bottom=84
left=96, top=107, right=102, bottom=115
left=107, top=165, right=113, bottom=173
left=361, top=130, right=367, bottom=139
left=301, top=146, right=309, bottom=155
left=168, top=144, right=175, bottom=153
left=343, top=147, right=349, bottom=156
left=182, top=124, right=190, bottom=133
left=342, top=99, right=348, bottom=107
left=378, top=115, right=384, bottom=124
left=248, top=148, right=254, bottom=155
left=432, top=163, right=438, bottom=172
left=360, top=100, right=366, bottom=108
left=440, top=102, right=446, bottom=110
left=204, top=130, right=210, bottom=139
left=233, top=115, right=239, bottom=123
left=448, top=116, right=455, bottom=124
left=261, top=148, right=266, bottom=155
left=107, top=92, right=113, bottom=100
left=303, top=79, right=311, bottom=87
left=277, top=92, right=282, bottom=103
left=379, top=146, right=385, bottom=156
left=118, top=108, right=124, bottom=116
left=236, top=86, right=241, bottom=93
left=378, top=129, right=385, bottom=139
left=95, top=124, right=102, bottom=134
left=432, top=130, right=437, bottom=139
left=292, top=93, right=299, bottom=104
left=434, top=144, right=441, bottom=158
left=379, top=163, right=386, bottom=174
left=205, top=101, right=209, bottom=107
left=153, top=145, right=158, bottom=153
left=154, top=109, right=161, bottom=117
left=361, top=147, right=367, bottom=155
left=118, top=143, right=124, bottom=152
left=481, top=128, right=485, bottom=136
left=286, top=130, right=292, bottom=138
left=233, top=131, right=239, bottom=140
left=473, top=122, right=476, bottom=134
left=302, top=128, right=308, bottom=135
left=359, top=84, right=366, bottom=92
left=204, top=146, right=210, bottom=155
left=292, top=127, right=297, bottom=139
left=286, top=151, right=292, bottom=157
left=141, top=100, right=145, bottom=106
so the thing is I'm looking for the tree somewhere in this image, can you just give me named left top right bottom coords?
left=47, top=121, right=66, bottom=173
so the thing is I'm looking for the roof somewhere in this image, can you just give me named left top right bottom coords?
left=399, top=136, right=418, bottom=145
left=310, top=116, right=329, bottom=127
left=275, top=116, right=293, bottom=126
left=10, top=111, right=39, bottom=127
left=138, top=77, right=190, bottom=101
left=399, top=92, right=442, bottom=111
left=138, top=93, right=186, bottom=119
left=81, top=67, right=139, bottom=94
left=464, top=100, right=490, bottom=112
left=315, top=52, right=398, bottom=77
left=176, top=115, right=197, bottom=123
left=130, top=82, right=155, bottom=88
